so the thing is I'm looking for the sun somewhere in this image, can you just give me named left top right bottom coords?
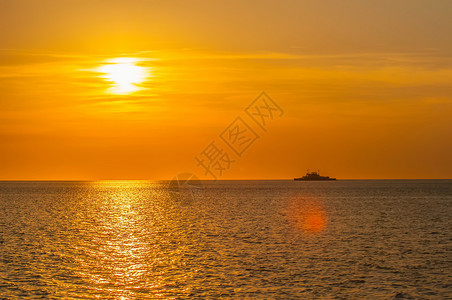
left=98, top=58, right=148, bottom=94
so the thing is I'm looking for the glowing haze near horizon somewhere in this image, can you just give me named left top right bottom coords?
left=1, top=0, right=451, bottom=180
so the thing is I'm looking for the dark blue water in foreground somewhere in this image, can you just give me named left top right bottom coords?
left=0, top=180, right=451, bottom=299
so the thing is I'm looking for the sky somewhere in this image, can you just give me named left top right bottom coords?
left=1, top=0, right=451, bottom=180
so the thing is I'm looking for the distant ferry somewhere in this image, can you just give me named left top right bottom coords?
left=294, top=170, right=336, bottom=181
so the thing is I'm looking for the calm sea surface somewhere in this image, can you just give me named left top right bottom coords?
left=0, top=180, right=451, bottom=299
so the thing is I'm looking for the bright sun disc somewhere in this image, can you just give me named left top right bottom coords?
left=98, top=58, right=148, bottom=94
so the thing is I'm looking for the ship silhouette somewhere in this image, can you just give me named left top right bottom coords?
left=294, top=170, right=336, bottom=181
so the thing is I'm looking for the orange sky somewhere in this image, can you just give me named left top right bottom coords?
left=1, top=0, right=451, bottom=180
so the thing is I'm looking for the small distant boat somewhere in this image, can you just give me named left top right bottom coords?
left=294, top=170, right=336, bottom=181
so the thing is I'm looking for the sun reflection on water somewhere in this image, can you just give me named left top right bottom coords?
left=71, top=181, right=179, bottom=299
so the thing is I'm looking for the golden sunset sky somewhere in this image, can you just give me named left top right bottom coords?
left=1, top=0, right=451, bottom=180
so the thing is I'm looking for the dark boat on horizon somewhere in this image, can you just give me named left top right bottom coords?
left=294, top=170, right=336, bottom=181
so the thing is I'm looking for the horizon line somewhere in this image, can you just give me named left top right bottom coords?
left=1, top=178, right=451, bottom=182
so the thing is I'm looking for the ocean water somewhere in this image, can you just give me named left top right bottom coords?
left=0, top=180, right=451, bottom=299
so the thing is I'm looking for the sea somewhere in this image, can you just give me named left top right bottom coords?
left=0, top=180, right=451, bottom=299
